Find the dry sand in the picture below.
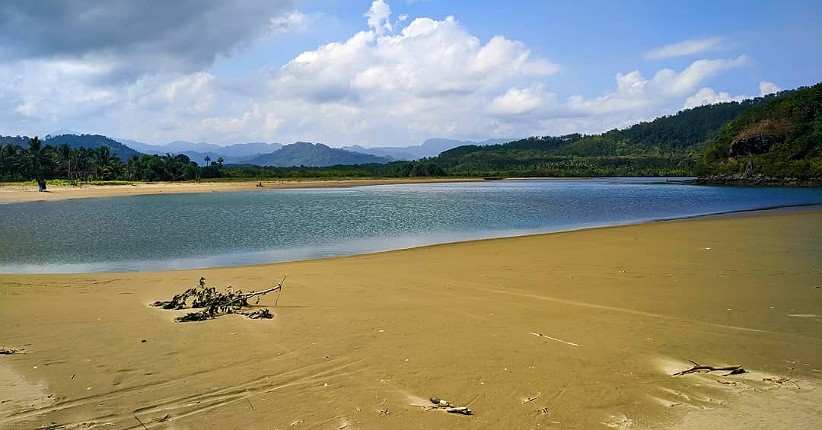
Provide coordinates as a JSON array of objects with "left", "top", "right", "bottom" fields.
[
  {"left": 0, "top": 178, "right": 476, "bottom": 204},
  {"left": 1, "top": 211, "right": 820, "bottom": 429}
]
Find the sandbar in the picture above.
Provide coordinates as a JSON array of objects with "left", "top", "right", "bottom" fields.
[
  {"left": 1, "top": 211, "right": 820, "bottom": 429},
  {"left": 0, "top": 178, "right": 477, "bottom": 204}
]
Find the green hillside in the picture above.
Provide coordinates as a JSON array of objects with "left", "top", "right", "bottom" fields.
[
  {"left": 700, "top": 83, "right": 821, "bottom": 182},
  {"left": 434, "top": 96, "right": 775, "bottom": 177}
]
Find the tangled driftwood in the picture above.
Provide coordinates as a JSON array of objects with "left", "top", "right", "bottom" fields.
[
  {"left": 152, "top": 277, "right": 285, "bottom": 322},
  {"left": 427, "top": 397, "right": 473, "bottom": 415},
  {"left": 673, "top": 360, "right": 746, "bottom": 376}
]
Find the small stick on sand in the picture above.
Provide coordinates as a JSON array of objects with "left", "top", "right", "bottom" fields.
[
  {"left": 530, "top": 332, "right": 580, "bottom": 347},
  {"left": 274, "top": 276, "right": 286, "bottom": 306},
  {"left": 133, "top": 414, "right": 148, "bottom": 430},
  {"left": 522, "top": 392, "right": 542, "bottom": 404},
  {"left": 673, "top": 360, "right": 746, "bottom": 376}
]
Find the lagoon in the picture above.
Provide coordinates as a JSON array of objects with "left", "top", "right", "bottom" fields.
[{"left": 1, "top": 178, "right": 820, "bottom": 273}]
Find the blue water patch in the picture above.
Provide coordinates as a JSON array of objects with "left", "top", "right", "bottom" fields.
[{"left": 1, "top": 178, "right": 820, "bottom": 273}]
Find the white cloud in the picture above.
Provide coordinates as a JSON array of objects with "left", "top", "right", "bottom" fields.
[
  {"left": 255, "top": 11, "right": 558, "bottom": 144},
  {"left": 365, "top": 0, "right": 393, "bottom": 36},
  {"left": 567, "top": 56, "right": 749, "bottom": 115},
  {"left": 489, "top": 85, "right": 550, "bottom": 116},
  {"left": 0, "top": 1, "right": 762, "bottom": 147},
  {"left": 4, "top": 57, "right": 119, "bottom": 120},
  {"left": 646, "top": 36, "right": 726, "bottom": 59},
  {"left": 759, "top": 80, "right": 782, "bottom": 96},
  {"left": 683, "top": 87, "right": 746, "bottom": 109}
]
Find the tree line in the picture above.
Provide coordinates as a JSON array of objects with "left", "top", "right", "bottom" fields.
[{"left": 0, "top": 137, "right": 223, "bottom": 182}]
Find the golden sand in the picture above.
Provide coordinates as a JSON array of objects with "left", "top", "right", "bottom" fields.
[
  {"left": 1, "top": 211, "right": 820, "bottom": 429},
  {"left": 0, "top": 178, "right": 477, "bottom": 204}
]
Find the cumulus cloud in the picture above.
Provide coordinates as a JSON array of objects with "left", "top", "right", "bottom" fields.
[
  {"left": 365, "top": 0, "right": 393, "bottom": 36},
  {"left": 0, "top": 1, "right": 760, "bottom": 146},
  {"left": 258, "top": 11, "right": 558, "bottom": 143},
  {"left": 567, "top": 56, "right": 748, "bottom": 115},
  {"left": 683, "top": 87, "right": 747, "bottom": 109},
  {"left": 759, "top": 80, "right": 782, "bottom": 96},
  {"left": 645, "top": 36, "right": 726, "bottom": 59},
  {"left": 490, "top": 85, "right": 551, "bottom": 116}
]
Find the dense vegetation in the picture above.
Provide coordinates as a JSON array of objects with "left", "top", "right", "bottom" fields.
[
  {"left": 700, "top": 83, "right": 821, "bottom": 180},
  {"left": 431, "top": 96, "right": 774, "bottom": 177},
  {"left": 1, "top": 84, "right": 818, "bottom": 184},
  {"left": 0, "top": 136, "right": 211, "bottom": 182}
]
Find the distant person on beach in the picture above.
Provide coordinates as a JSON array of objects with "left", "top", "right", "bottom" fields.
[{"left": 37, "top": 179, "right": 47, "bottom": 192}]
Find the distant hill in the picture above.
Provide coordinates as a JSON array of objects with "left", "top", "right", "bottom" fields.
[
  {"left": 242, "top": 142, "right": 392, "bottom": 167},
  {"left": 45, "top": 134, "right": 142, "bottom": 161},
  {"left": 0, "top": 135, "right": 30, "bottom": 147},
  {"left": 343, "top": 138, "right": 511, "bottom": 160},
  {"left": 700, "top": 83, "right": 821, "bottom": 182},
  {"left": 114, "top": 138, "right": 284, "bottom": 164}
]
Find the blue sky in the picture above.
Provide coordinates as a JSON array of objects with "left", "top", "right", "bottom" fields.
[{"left": 0, "top": 0, "right": 819, "bottom": 146}]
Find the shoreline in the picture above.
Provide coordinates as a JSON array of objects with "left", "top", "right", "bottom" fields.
[
  {"left": 1, "top": 211, "right": 820, "bottom": 429},
  {"left": 2, "top": 204, "right": 818, "bottom": 275},
  {"left": 0, "top": 178, "right": 480, "bottom": 204}
]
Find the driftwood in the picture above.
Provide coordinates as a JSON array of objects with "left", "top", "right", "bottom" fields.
[
  {"left": 153, "top": 277, "right": 285, "bottom": 322},
  {"left": 427, "top": 397, "right": 473, "bottom": 415},
  {"left": 673, "top": 360, "right": 746, "bottom": 376},
  {"left": 521, "top": 392, "right": 542, "bottom": 404}
]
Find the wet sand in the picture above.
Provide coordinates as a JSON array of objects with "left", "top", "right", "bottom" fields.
[
  {"left": 1, "top": 211, "right": 820, "bottom": 429},
  {"left": 0, "top": 178, "right": 477, "bottom": 204}
]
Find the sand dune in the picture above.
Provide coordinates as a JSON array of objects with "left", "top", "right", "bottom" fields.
[{"left": 1, "top": 211, "right": 820, "bottom": 429}]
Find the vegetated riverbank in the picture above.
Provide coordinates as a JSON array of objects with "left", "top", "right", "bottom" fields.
[
  {"left": 1, "top": 210, "right": 819, "bottom": 429},
  {"left": 689, "top": 174, "right": 822, "bottom": 187}
]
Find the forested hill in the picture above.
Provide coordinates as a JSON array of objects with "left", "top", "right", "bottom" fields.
[
  {"left": 45, "top": 134, "right": 142, "bottom": 161},
  {"left": 434, "top": 95, "right": 777, "bottom": 177},
  {"left": 699, "top": 83, "right": 820, "bottom": 183},
  {"left": 242, "top": 142, "right": 391, "bottom": 167}
]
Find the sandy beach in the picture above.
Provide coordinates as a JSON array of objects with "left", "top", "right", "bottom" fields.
[
  {"left": 0, "top": 178, "right": 477, "bottom": 204},
  {"left": 1, "top": 210, "right": 820, "bottom": 429}
]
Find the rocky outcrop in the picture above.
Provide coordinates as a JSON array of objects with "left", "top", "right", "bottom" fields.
[
  {"left": 728, "top": 133, "right": 785, "bottom": 157},
  {"left": 728, "top": 118, "right": 790, "bottom": 157}
]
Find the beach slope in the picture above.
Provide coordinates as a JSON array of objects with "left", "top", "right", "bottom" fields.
[{"left": 1, "top": 211, "right": 820, "bottom": 429}]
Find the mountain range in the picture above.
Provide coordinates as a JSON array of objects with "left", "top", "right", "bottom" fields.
[
  {"left": 103, "top": 136, "right": 512, "bottom": 167},
  {"left": 342, "top": 138, "right": 511, "bottom": 160},
  {"left": 0, "top": 133, "right": 512, "bottom": 167}
]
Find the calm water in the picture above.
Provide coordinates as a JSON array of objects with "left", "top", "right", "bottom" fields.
[{"left": 1, "top": 178, "right": 820, "bottom": 273}]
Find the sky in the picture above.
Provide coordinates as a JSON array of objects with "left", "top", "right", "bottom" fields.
[{"left": 0, "top": 0, "right": 819, "bottom": 147}]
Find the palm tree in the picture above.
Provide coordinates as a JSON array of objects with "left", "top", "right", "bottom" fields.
[
  {"left": 54, "top": 143, "right": 73, "bottom": 180},
  {"left": 126, "top": 155, "right": 139, "bottom": 181},
  {"left": 94, "top": 146, "right": 123, "bottom": 180},
  {"left": 204, "top": 155, "right": 211, "bottom": 167},
  {"left": 26, "top": 136, "right": 48, "bottom": 180}
]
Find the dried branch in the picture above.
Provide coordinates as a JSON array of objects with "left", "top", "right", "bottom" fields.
[
  {"left": 152, "top": 277, "right": 285, "bottom": 322},
  {"left": 427, "top": 397, "right": 473, "bottom": 415},
  {"left": 673, "top": 360, "right": 746, "bottom": 376}
]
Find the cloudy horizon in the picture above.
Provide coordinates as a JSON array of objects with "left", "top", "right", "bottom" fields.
[{"left": 0, "top": 0, "right": 818, "bottom": 147}]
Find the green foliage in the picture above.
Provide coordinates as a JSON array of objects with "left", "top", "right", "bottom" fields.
[
  {"left": 0, "top": 139, "right": 205, "bottom": 182},
  {"left": 429, "top": 97, "right": 772, "bottom": 177},
  {"left": 701, "top": 83, "right": 821, "bottom": 179}
]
